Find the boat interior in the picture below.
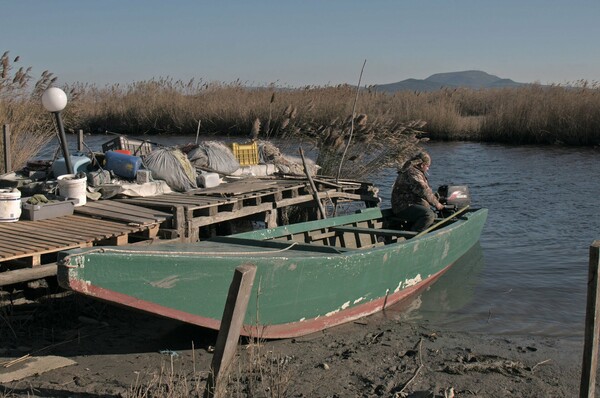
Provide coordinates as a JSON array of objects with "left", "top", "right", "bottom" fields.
[{"left": 214, "top": 208, "right": 471, "bottom": 252}]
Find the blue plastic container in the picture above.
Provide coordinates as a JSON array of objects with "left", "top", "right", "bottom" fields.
[
  {"left": 104, "top": 151, "right": 142, "bottom": 180},
  {"left": 52, "top": 155, "right": 92, "bottom": 177}
]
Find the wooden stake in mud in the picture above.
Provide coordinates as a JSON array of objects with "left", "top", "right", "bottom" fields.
[
  {"left": 205, "top": 264, "right": 257, "bottom": 398},
  {"left": 3, "top": 124, "right": 11, "bottom": 173},
  {"left": 580, "top": 240, "right": 600, "bottom": 398},
  {"left": 299, "top": 146, "right": 327, "bottom": 219},
  {"left": 77, "top": 129, "right": 84, "bottom": 152}
]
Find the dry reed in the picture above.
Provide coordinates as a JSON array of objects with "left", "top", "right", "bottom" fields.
[
  {"left": 0, "top": 52, "right": 56, "bottom": 171},
  {"left": 61, "top": 78, "right": 600, "bottom": 147},
  {"left": 4, "top": 48, "right": 600, "bottom": 176}
]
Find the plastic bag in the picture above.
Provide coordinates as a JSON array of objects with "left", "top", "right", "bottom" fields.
[{"left": 143, "top": 148, "right": 197, "bottom": 192}]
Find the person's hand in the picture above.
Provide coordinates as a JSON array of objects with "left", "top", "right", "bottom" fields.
[{"left": 436, "top": 203, "right": 445, "bottom": 211}]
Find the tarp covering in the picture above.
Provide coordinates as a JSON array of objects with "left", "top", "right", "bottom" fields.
[
  {"left": 188, "top": 141, "right": 240, "bottom": 175},
  {"left": 143, "top": 148, "right": 197, "bottom": 192}
]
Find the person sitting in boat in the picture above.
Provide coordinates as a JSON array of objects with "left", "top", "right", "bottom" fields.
[{"left": 391, "top": 151, "right": 444, "bottom": 232}]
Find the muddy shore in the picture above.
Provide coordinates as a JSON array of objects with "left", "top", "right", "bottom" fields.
[{"left": 0, "top": 289, "right": 586, "bottom": 397}]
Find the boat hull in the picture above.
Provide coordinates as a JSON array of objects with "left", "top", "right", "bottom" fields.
[{"left": 58, "top": 208, "right": 487, "bottom": 338}]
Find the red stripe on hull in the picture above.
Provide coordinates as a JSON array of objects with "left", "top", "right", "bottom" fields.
[{"left": 67, "top": 264, "right": 452, "bottom": 339}]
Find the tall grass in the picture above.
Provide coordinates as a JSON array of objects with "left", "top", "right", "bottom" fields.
[
  {"left": 0, "top": 52, "right": 57, "bottom": 171},
  {"left": 3, "top": 48, "right": 600, "bottom": 176},
  {"left": 64, "top": 79, "right": 600, "bottom": 147}
]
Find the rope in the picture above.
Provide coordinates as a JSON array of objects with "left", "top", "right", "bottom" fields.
[{"left": 61, "top": 242, "right": 300, "bottom": 267}]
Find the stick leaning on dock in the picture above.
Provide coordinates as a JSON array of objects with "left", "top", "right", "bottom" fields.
[{"left": 299, "top": 146, "right": 327, "bottom": 219}]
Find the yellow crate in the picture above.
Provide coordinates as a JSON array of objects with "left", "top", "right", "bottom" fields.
[{"left": 232, "top": 142, "right": 259, "bottom": 166}]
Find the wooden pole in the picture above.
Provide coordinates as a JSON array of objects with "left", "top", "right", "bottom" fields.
[
  {"left": 3, "top": 124, "right": 11, "bottom": 173},
  {"left": 204, "top": 264, "right": 257, "bottom": 398},
  {"left": 299, "top": 147, "right": 327, "bottom": 219},
  {"left": 0, "top": 263, "right": 57, "bottom": 286},
  {"left": 78, "top": 129, "right": 84, "bottom": 152},
  {"left": 336, "top": 59, "right": 366, "bottom": 183},
  {"left": 265, "top": 210, "right": 278, "bottom": 229},
  {"left": 415, "top": 205, "right": 470, "bottom": 238},
  {"left": 580, "top": 240, "right": 600, "bottom": 398}
]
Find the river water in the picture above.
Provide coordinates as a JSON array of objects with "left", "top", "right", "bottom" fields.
[{"left": 40, "top": 135, "right": 600, "bottom": 340}]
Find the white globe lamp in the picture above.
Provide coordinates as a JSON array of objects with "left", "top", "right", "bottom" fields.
[
  {"left": 41, "top": 87, "right": 68, "bottom": 113},
  {"left": 42, "top": 87, "right": 73, "bottom": 174}
]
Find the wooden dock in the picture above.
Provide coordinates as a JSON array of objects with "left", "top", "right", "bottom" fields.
[
  {"left": 118, "top": 176, "right": 379, "bottom": 242},
  {"left": 0, "top": 176, "right": 378, "bottom": 286},
  {"left": 0, "top": 201, "right": 172, "bottom": 286}
]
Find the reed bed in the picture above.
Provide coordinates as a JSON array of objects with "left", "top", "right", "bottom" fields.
[
  {"left": 64, "top": 78, "right": 600, "bottom": 147},
  {"left": 3, "top": 50, "right": 600, "bottom": 171},
  {"left": 0, "top": 52, "right": 57, "bottom": 171}
]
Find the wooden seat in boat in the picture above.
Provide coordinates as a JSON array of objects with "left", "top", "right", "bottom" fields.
[
  {"left": 210, "top": 236, "right": 352, "bottom": 253},
  {"left": 330, "top": 226, "right": 417, "bottom": 239}
]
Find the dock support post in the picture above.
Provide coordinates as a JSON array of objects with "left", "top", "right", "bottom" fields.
[
  {"left": 3, "top": 124, "right": 11, "bottom": 173},
  {"left": 77, "top": 129, "right": 84, "bottom": 152},
  {"left": 204, "top": 264, "right": 257, "bottom": 398},
  {"left": 265, "top": 209, "right": 278, "bottom": 228},
  {"left": 580, "top": 240, "right": 600, "bottom": 398}
]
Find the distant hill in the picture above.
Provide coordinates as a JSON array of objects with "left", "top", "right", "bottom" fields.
[{"left": 373, "top": 70, "right": 525, "bottom": 92}]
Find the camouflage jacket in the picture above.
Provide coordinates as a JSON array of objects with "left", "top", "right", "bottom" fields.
[{"left": 391, "top": 165, "right": 442, "bottom": 213}]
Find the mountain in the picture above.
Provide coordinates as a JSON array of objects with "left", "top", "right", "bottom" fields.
[{"left": 373, "top": 70, "right": 525, "bottom": 93}]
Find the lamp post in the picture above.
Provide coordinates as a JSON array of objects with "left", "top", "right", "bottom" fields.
[{"left": 42, "top": 87, "right": 73, "bottom": 175}]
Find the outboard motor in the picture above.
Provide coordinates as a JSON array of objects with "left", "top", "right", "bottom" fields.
[{"left": 437, "top": 185, "right": 471, "bottom": 209}]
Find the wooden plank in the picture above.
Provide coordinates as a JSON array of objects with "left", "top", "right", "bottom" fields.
[
  {"left": 74, "top": 206, "right": 155, "bottom": 225},
  {"left": 330, "top": 226, "right": 417, "bottom": 238},
  {"left": 205, "top": 265, "right": 257, "bottom": 398},
  {"left": 116, "top": 198, "right": 174, "bottom": 208},
  {"left": 211, "top": 236, "right": 350, "bottom": 253},
  {"left": 580, "top": 240, "right": 600, "bottom": 398},
  {"left": 0, "top": 242, "right": 90, "bottom": 264},
  {"left": 40, "top": 219, "right": 124, "bottom": 238},
  {"left": 192, "top": 203, "right": 275, "bottom": 228},
  {"left": 308, "top": 230, "right": 337, "bottom": 242},
  {"left": 122, "top": 196, "right": 237, "bottom": 211},
  {"left": 84, "top": 200, "right": 171, "bottom": 219},
  {"left": 0, "top": 233, "right": 62, "bottom": 251},
  {"left": 77, "top": 202, "right": 161, "bottom": 220},
  {"left": 200, "top": 181, "right": 280, "bottom": 196},
  {"left": 0, "top": 242, "right": 29, "bottom": 256},
  {"left": 0, "top": 222, "right": 88, "bottom": 245},
  {"left": 52, "top": 214, "right": 145, "bottom": 232}
]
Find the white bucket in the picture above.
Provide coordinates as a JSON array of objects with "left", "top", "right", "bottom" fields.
[
  {"left": 57, "top": 174, "right": 87, "bottom": 207},
  {"left": 0, "top": 188, "right": 22, "bottom": 222}
]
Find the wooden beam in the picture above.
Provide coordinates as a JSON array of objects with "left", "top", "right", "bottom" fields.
[
  {"left": 330, "top": 226, "right": 417, "bottom": 238},
  {"left": 265, "top": 210, "right": 278, "bottom": 229},
  {"left": 77, "top": 129, "right": 84, "bottom": 152},
  {"left": 0, "top": 263, "right": 57, "bottom": 286},
  {"left": 105, "top": 234, "right": 129, "bottom": 246},
  {"left": 204, "top": 264, "right": 257, "bottom": 398},
  {"left": 299, "top": 147, "right": 326, "bottom": 219},
  {"left": 580, "top": 240, "right": 600, "bottom": 398},
  {"left": 3, "top": 124, "right": 11, "bottom": 173}
]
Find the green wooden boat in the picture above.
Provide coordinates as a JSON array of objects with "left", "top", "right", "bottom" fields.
[{"left": 57, "top": 206, "right": 487, "bottom": 338}]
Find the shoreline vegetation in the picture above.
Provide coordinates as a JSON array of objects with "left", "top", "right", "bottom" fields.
[{"left": 2, "top": 52, "right": 600, "bottom": 172}]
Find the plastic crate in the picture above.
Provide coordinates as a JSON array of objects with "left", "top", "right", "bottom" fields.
[
  {"left": 232, "top": 142, "right": 259, "bottom": 166},
  {"left": 102, "top": 136, "right": 153, "bottom": 156},
  {"left": 21, "top": 196, "right": 75, "bottom": 221}
]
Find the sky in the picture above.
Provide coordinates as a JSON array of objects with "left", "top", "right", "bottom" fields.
[{"left": 2, "top": 0, "right": 600, "bottom": 88}]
